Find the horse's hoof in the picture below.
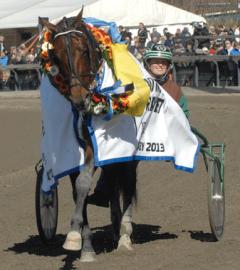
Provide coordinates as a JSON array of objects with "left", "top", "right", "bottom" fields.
[
  {"left": 63, "top": 231, "right": 82, "bottom": 251},
  {"left": 80, "top": 252, "right": 96, "bottom": 262},
  {"left": 117, "top": 234, "right": 133, "bottom": 251}
]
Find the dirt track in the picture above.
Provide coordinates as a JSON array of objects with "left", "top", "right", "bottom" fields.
[{"left": 0, "top": 90, "right": 240, "bottom": 270}]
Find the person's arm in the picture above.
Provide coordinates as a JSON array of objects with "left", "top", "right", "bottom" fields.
[{"left": 179, "top": 94, "right": 190, "bottom": 118}]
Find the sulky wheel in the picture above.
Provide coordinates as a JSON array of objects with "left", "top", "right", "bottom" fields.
[
  {"left": 207, "top": 157, "right": 225, "bottom": 241},
  {"left": 35, "top": 161, "right": 58, "bottom": 244}
]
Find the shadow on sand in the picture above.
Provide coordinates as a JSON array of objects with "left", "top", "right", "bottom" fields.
[
  {"left": 188, "top": 230, "right": 216, "bottom": 242},
  {"left": 5, "top": 223, "right": 178, "bottom": 269}
]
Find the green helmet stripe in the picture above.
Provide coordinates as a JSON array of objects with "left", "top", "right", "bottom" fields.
[{"left": 143, "top": 50, "right": 172, "bottom": 61}]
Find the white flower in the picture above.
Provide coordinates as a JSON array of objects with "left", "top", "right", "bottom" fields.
[{"left": 41, "top": 41, "right": 53, "bottom": 52}]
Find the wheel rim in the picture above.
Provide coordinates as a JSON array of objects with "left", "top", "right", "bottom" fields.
[{"left": 209, "top": 158, "right": 224, "bottom": 239}]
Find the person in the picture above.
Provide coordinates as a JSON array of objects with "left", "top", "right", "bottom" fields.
[
  {"left": 137, "top": 22, "right": 148, "bottom": 48},
  {"left": 0, "top": 35, "right": 5, "bottom": 53},
  {"left": 150, "top": 27, "right": 161, "bottom": 42},
  {"left": 0, "top": 50, "right": 9, "bottom": 67},
  {"left": 129, "top": 37, "right": 144, "bottom": 62},
  {"left": 118, "top": 25, "right": 132, "bottom": 42},
  {"left": 146, "top": 36, "right": 159, "bottom": 49},
  {"left": 142, "top": 44, "right": 189, "bottom": 117},
  {"left": 224, "top": 39, "right": 240, "bottom": 56},
  {"left": 88, "top": 44, "right": 189, "bottom": 208},
  {"left": 234, "top": 24, "right": 240, "bottom": 42}
]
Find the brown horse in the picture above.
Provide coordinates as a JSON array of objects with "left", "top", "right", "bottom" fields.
[{"left": 39, "top": 10, "right": 137, "bottom": 262}]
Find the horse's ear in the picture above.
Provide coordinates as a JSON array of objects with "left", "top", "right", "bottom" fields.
[
  {"left": 38, "top": 17, "right": 56, "bottom": 32},
  {"left": 73, "top": 7, "right": 84, "bottom": 26}
]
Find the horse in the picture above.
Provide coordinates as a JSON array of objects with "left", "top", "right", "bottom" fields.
[{"left": 38, "top": 10, "right": 137, "bottom": 262}]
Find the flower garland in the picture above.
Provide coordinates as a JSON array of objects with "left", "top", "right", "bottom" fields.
[
  {"left": 38, "top": 29, "right": 69, "bottom": 94},
  {"left": 86, "top": 24, "right": 113, "bottom": 70},
  {"left": 86, "top": 24, "right": 130, "bottom": 116}
]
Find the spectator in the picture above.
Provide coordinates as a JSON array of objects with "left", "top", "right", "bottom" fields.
[
  {"left": 180, "top": 27, "right": 191, "bottom": 46},
  {"left": 224, "top": 39, "right": 235, "bottom": 55},
  {"left": 9, "top": 46, "right": 18, "bottom": 64},
  {"left": 150, "top": 27, "right": 161, "bottom": 42},
  {"left": 173, "top": 40, "right": 185, "bottom": 55},
  {"left": 173, "top": 29, "right": 182, "bottom": 46},
  {"left": 26, "top": 47, "right": 36, "bottom": 63},
  {"left": 185, "top": 41, "right": 194, "bottom": 55},
  {"left": 209, "top": 25, "right": 216, "bottom": 36},
  {"left": 159, "top": 36, "right": 166, "bottom": 45},
  {"left": 209, "top": 40, "right": 217, "bottom": 55},
  {"left": 233, "top": 41, "right": 240, "bottom": 53},
  {"left": 137, "top": 22, "right": 148, "bottom": 48},
  {"left": 163, "top": 27, "right": 169, "bottom": 36},
  {"left": 216, "top": 41, "right": 225, "bottom": 55},
  {"left": 234, "top": 25, "right": 240, "bottom": 42},
  {"left": 129, "top": 38, "right": 143, "bottom": 62},
  {"left": 118, "top": 25, "right": 132, "bottom": 42},
  {"left": 164, "top": 32, "right": 174, "bottom": 50},
  {"left": 192, "top": 22, "right": 210, "bottom": 50},
  {"left": 146, "top": 36, "right": 159, "bottom": 49},
  {"left": 0, "top": 35, "right": 5, "bottom": 53},
  {"left": 0, "top": 51, "right": 8, "bottom": 67}
]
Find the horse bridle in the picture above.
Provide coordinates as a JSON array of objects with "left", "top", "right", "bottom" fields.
[{"left": 51, "top": 17, "right": 102, "bottom": 94}]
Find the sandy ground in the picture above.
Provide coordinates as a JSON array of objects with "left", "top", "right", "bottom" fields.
[{"left": 0, "top": 89, "right": 240, "bottom": 270}]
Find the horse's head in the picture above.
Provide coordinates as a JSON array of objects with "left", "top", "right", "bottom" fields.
[{"left": 39, "top": 9, "right": 102, "bottom": 110}]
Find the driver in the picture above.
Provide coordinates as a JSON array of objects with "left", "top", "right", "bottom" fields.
[{"left": 143, "top": 44, "right": 189, "bottom": 117}]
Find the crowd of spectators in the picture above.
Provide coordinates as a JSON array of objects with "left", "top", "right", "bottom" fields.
[
  {"left": 0, "top": 35, "right": 38, "bottom": 67},
  {"left": 118, "top": 22, "right": 240, "bottom": 62},
  {"left": 118, "top": 22, "right": 240, "bottom": 86},
  {"left": 0, "top": 21, "right": 240, "bottom": 90},
  {"left": 0, "top": 35, "right": 39, "bottom": 90}
]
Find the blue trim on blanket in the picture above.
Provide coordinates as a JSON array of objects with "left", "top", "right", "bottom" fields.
[
  {"left": 134, "top": 143, "right": 200, "bottom": 173},
  {"left": 91, "top": 141, "right": 200, "bottom": 173},
  {"left": 54, "top": 164, "right": 85, "bottom": 180},
  {"left": 41, "top": 165, "right": 85, "bottom": 194}
]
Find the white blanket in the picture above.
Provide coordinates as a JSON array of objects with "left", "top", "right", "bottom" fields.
[
  {"left": 90, "top": 78, "right": 199, "bottom": 172},
  {"left": 40, "top": 63, "right": 199, "bottom": 192}
]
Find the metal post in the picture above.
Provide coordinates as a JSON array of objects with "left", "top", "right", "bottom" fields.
[
  {"left": 194, "top": 64, "right": 199, "bottom": 87},
  {"left": 214, "top": 61, "right": 220, "bottom": 87}
]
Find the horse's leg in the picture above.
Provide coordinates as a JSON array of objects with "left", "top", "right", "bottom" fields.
[
  {"left": 68, "top": 172, "right": 96, "bottom": 262},
  {"left": 69, "top": 172, "right": 78, "bottom": 203},
  {"left": 63, "top": 159, "right": 94, "bottom": 251},
  {"left": 110, "top": 179, "right": 122, "bottom": 245},
  {"left": 80, "top": 202, "right": 96, "bottom": 262},
  {"left": 118, "top": 161, "right": 138, "bottom": 251}
]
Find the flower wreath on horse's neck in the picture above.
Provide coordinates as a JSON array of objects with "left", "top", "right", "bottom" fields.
[{"left": 38, "top": 24, "right": 115, "bottom": 90}]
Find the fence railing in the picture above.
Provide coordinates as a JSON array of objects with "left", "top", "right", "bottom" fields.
[
  {"left": 172, "top": 55, "right": 240, "bottom": 87},
  {"left": 0, "top": 55, "right": 240, "bottom": 90}
]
